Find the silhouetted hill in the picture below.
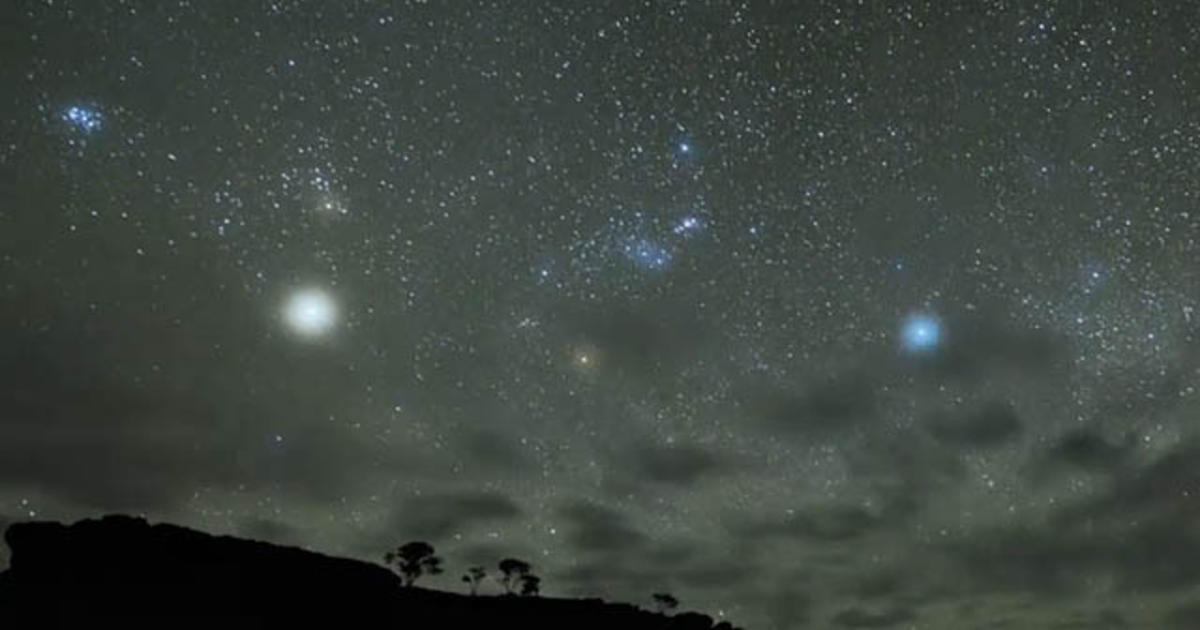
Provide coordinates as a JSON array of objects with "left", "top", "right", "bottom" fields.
[{"left": 0, "top": 515, "right": 742, "bottom": 629}]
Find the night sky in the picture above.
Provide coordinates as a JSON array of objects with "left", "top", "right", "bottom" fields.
[{"left": 3, "top": 1, "right": 1200, "bottom": 628}]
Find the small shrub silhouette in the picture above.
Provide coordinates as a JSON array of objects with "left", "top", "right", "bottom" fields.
[
  {"left": 519, "top": 574, "right": 541, "bottom": 597},
  {"left": 498, "top": 557, "right": 532, "bottom": 595},
  {"left": 652, "top": 592, "right": 679, "bottom": 613},
  {"left": 383, "top": 541, "right": 443, "bottom": 587},
  {"left": 462, "top": 565, "right": 487, "bottom": 595}
]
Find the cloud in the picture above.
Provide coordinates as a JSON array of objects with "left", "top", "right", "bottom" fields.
[
  {"left": 749, "top": 370, "right": 878, "bottom": 436},
  {"left": 236, "top": 517, "right": 301, "bottom": 546},
  {"left": 1030, "top": 428, "right": 1138, "bottom": 480},
  {"left": 553, "top": 301, "right": 708, "bottom": 377},
  {"left": 1163, "top": 601, "right": 1200, "bottom": 629},
  {"left": 0, "top": 362, "right": 227, "bottom": 510},
  {"left": 630, "top": 443, "right": 733, "bottom": 486},
  {"left": 916, "top": 315, "right": 1071, "bottom": 383},
  {"left": 926, "top": 400, "right": 1023, "bottom": 447},
  {"left": 452, "top": 542, "right": 514, "bottom": 568},
  {"left": 557, "top": 500, "right": 646, "bottom": 553},
  {"left": 0, "top": 316, "right": 395, "bottom": 513},
  {"left": 674, "top": 556, "right": 758, "bottom": 590},
  {"left": 845, "top": 571, "right": 904, "bottom": 600},
  {"left": 937, "top": 526, "right": 1105, "bottom": 596},
  {"left": 733, "top": 504, "right": 884, "bottom": 543},
  {"left": 831, "top": 606, "right": 916, "bottom": 628},
  {"left": 1050, "top": 609, "right": 1129, "bottom": 629},
  {"left": 453, "top": 427, "right": 535, "bottom": 475},
  {"left": 553, "top": 560, "right": 660, "bottom": 598},
  {"left": 1089, "top": 333, "right": 1200, "bottom": 427},
  {"left": 740, "top": 586, "right": 811, "bottom": 629},
  {"left": 938, "top": 439, "right": 1200, "bottom": 597},
  {"left": 1054, "top": 438, "right": 1200, "bottom": 528},
  {"left": 390, "top": 491, "right": 522, "bottom": 540},
  {"left": 639, "top": 539, "right": 700, "bottom": 566},
  {"left": 843, "top": 435, "right": 966, "bottom": 519}
]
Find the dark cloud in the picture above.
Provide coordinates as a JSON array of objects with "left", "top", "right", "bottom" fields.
[
  {"left": 1163, "top": 601, "right": 1200, "bottom": 629},
  {"left": 552, "top": 542, "right": 757, "bottom": 607},
  {"left": 640, "top": 540, "right": 700, "bottom": 566},
  {"left": 730, "top": 503, "right": 883, "bottom": 544},
  {"left": 912, "top": 314, "right": 1072, "bottom": 383},
  {"left": 1054, "top": 439, "right": 1200, "bottom": 527},
  {"left": 926, "top": 400, "right": 1023, "bottom": 447},
  {"left": 452, "top": 542, "right": 514, "bottom": 568},
  {"left": 843, "top": 435, "right": 966, "bottom": 520},
  {"left": 1030, "top": 429, "right": 1137, "bottom": 480},
  {"left": 728, "top": 436, "right": 962, "bottom": 554},
  {"left": 1050, "top": 430, "right": 1137, "bottom": 470},
  {"left": 453, "top": 427, "right": 534, "bottom": 474},
  {"left": 1089, "top": 334, "right": 1200, "bottom": 427},
  {"left": 750, "top": 370, "right": 878, "bottom": 436},
  {"left": 236, "top": 517, "right": 301, "bottom": 546},
  {"left": 0, "top": 355, "right": 227, "bottom": 510},
  {"left": 756, "top": 587, "right": 812, "bottom": 629},
  {"left": 391, "top": 491, "right": 522, "bottom": 540},
  {"left": 555, "top": 301, "right": 708, "bottom": 377},
  {"left": 846, "top": 571, "right": 904, "bottom": 600},
  {"left": 557, "top": 501, "right": 646, "bottom": 554},
  {"left": 1050, "top": 609, "right": 1128, "bottom": 629},
  {"left": 938, "top": 440, "right": 1200, "bottom": 598},
  {"left": 630, "top": 443, "right": 733, "bottom": 486},
  {"left": 674, "top": 557, "right": 758, "bottom": 590},
  {"left": 937, "top": 526, "right": 1105, "bottom": 596},
  {"left": 553, "top": 561, "right": 661, "bottom": 599},
  {"left": 0, "top": 321, "right": 395, "bottom": 512},
  {"left": 831, "top": 606, "right": 916, "bottom": 628}
]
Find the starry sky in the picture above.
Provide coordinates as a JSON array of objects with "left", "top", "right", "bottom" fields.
[{"left": 2, "top": 1, "right": 1200, "bottom": 628}]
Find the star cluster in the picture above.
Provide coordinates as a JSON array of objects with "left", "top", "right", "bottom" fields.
[{"left": 2, "top": 2, "right": 1200, "bottom": 629}]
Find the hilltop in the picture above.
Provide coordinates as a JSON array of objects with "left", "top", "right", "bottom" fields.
[{"left": 0, "top": 515, "right": 741, "bottom": 629}]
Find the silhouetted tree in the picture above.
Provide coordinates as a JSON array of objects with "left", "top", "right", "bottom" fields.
[
  {"left": 384, "top": 541, "right": 443, "bottom": 587},
  {"left": 519, "top": 574, "right": 541, "bottom": 597},
  {"left": 461, "top": 565, "right": 487, "bottom": 595},
  {"left": 652, "top": 592, "right": 679, "bottom": 613},
  {"left": 497, "top": 557, "right": 531, "bottom": 594}
]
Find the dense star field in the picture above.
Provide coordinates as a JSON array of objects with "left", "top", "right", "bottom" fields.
[{"left": 2, "top": 1, "right": 1200, "bottom": 628}]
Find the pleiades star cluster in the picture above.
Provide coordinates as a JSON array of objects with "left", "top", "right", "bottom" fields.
[{"left": 2, "top": 2, "right": 1199, "bottom": 628}]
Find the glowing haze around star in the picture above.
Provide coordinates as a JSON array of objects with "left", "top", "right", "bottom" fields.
[
  {"left": 901, "top": 313, "right": 941, "bottom": 353},
  {"left": 283, "top": 288, "right": 339, "bottom": 338}
]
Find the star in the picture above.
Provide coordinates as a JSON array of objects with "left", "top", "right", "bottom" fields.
[
  {"left": 672, "top": 216, "right": 701, "bottom": 235},
  {"left": 622, "top": 238, "right": 673, "bottom": 270},
  {"left": 283, "top": 288, "right": 339, "bottom": 338},
  {"left": 62, "top": 105, "right": 102, "bottom": 132},
  {"left": 900, "top": 313, "right": 942, "bottom": 352}
]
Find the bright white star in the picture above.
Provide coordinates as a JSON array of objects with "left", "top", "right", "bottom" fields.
[
  {"left": 901, "top": 313, "right": 941, "bottom": 352},
  {"left": 283, "top": 288, "right": 339, "bottom": 338},
  {"left": 63, "top": 105, "right": 102, "bottom": 132}
]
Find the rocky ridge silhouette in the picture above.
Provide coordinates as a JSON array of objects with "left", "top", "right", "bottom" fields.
[{"left": 0, "top": 515, "right": 742, "bottom": 629}]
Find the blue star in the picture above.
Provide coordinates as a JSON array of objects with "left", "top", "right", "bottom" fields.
[
  {"left": 622, "top": 238, "right": 673, "bottom": 270},
  {"left": 901, "top": 313, "right": 941, "bottom": 352},
  {"left": 670, "top": 132, "right": 698, "bottom": 164},
  {"left": 1081, "top": 262, "right": 1107, "bottom": 293},
  {"left": 673, "top": 216, "right": 701, "bottom": 235},
  {"left": 63, "top": 105, "right": 103, "bottom": 132}
]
